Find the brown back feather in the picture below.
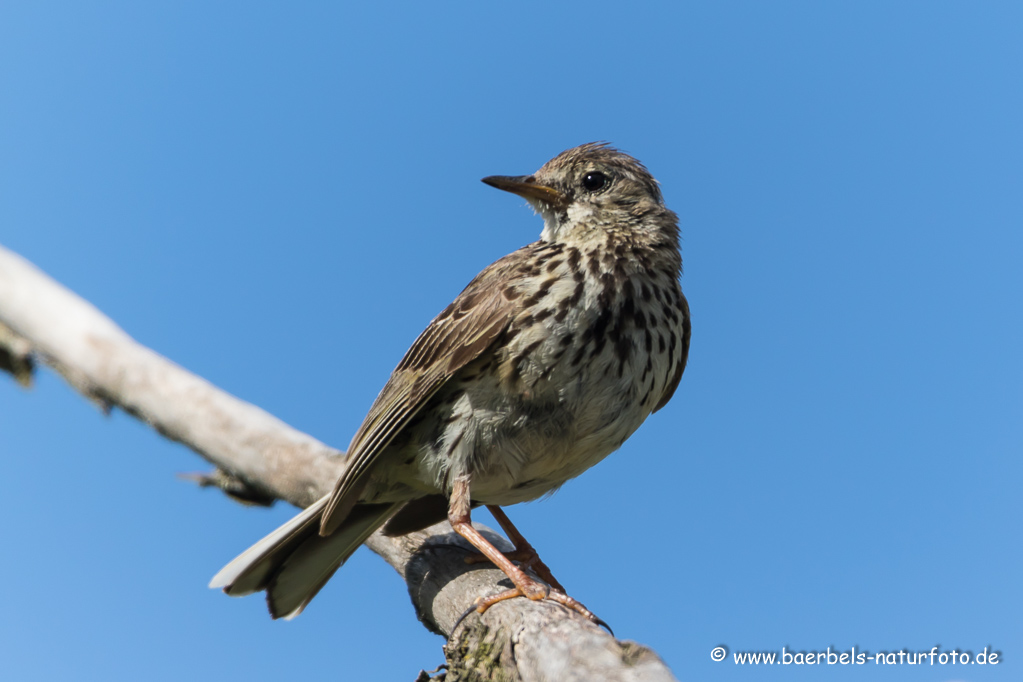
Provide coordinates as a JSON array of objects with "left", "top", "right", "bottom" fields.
[{"left": 319, "top": 247, "right": 533, "bottom": 535}]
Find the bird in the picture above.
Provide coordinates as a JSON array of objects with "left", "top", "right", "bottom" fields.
[{"left": 210, "top": 142, "right": 691, "bottom": 622}]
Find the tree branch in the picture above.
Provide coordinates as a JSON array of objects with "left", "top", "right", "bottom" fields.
[{"left": 0, "top": 244, "right": 677, "bottom": 682}]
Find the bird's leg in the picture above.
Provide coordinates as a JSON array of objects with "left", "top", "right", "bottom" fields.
[
  {"left": 447, "top": 476, "right": 600, "bottom": 624},
  {"left": 448, "top": 477, "right": 548, "bottom": 602},
  {"left": 460, "top": 505, "right": 567, "bottom": 593}
]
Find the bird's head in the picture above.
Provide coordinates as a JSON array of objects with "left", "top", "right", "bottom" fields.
[{"left": 482, "top": 142, "right": 674, "bottom": 245}]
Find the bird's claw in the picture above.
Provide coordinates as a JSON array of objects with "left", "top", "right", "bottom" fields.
[{"left": 450, "top": 582, "right": 611, "bottom": 636}]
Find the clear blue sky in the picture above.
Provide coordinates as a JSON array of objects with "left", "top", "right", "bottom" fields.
[{"left": 2, "top": 2, "right": 1020, "bottom": 680}]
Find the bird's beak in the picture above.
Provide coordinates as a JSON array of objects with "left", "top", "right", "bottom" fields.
[{"left": 482, "top": 175, "right": 566, "bottom": 207}]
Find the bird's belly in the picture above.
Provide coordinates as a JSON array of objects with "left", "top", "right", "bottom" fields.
[{"left": 405, "top": 345, "right": 658, "bottom": 505}]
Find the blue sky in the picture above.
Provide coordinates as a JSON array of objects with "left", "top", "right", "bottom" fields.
[{"left": 1, "top": 2, "right": 1020, "bottom": 680}]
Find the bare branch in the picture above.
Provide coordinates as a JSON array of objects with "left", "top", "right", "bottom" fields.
[{"left": 0, "top": 244, "right": 677, "bottom": 682}]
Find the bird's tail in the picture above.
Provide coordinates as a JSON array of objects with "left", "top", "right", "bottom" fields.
[{"left": 210, "top": 495, "right": 399, "bottom": 619}]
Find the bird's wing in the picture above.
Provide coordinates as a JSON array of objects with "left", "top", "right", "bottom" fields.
[
  {"left": 654, "top": 288, "right": 691, "bottom": 412},
  {"left": 319, "top": 246, "right": 534, "bottom": 534}
]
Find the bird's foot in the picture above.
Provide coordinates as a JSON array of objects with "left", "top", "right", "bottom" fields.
[
  {"left": 462, "top": 546, "right": 567, "bottom": 593},
  {"left": 452, "top": 581, "right": 611, "bottom": 635}
]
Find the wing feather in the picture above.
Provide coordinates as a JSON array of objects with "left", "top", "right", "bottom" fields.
[{"left": 319, "top": 247, "right": 533, "bottom": 534}]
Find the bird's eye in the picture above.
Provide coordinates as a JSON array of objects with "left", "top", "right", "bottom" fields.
[{"left": 582, "top": 171, "right": 609, "bottom": 192}]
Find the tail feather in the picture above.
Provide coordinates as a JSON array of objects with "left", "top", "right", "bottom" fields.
[
  {"left": 210, "top": 495, "right": 399, "bottom": 619},
  {"left": 268, "top": 502, "right": 400, "bottom": 619},
  {"left": 210, "top": 496, "right": 328, "bottom": 596}
]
